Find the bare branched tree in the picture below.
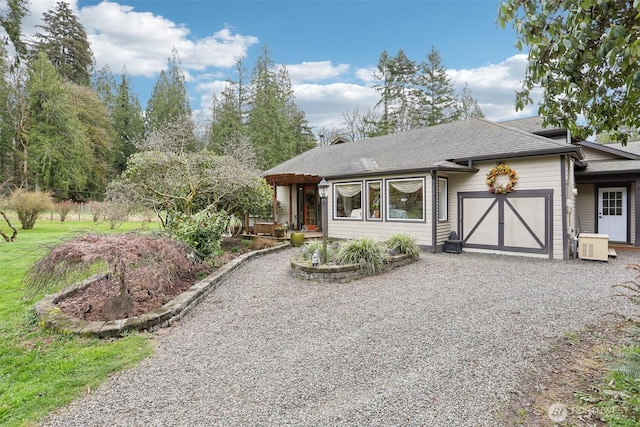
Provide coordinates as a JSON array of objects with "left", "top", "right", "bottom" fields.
[
  {"left": 342, "top": 106, "right": 381, "bottom": 141},
  {"left": 0, "top": 180, "right": 18, "bottom": 241}
]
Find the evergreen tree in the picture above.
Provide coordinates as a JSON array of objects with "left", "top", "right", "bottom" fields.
[
  {"left": 145, "top": 48, "right": 195, "bottom": 149},
  {"left": 112, "top": 69, "right": 144, "bottom": 173},
  {"left": 0, "top": 44, "right": 13, "bottom": 184},
  {"left": 417, "top": 46, "right": 460, "bottom": 126},
  {"left": 0, "top": 0, "right": 29, "bottom": 65},
  {"left": 68, "top": 83, "right": 115, "bottom": 198},
  {"left": 25, "top": 52, "right": 91, "bottom": 197},
  {"left": 247, "top": 46, "right": 314, "bottom": 170},
  {"left": 209, "top": 59, "right": 249, "bottom": 154},
  {"left": 373, "top": 49, "right": 421, "bottom": 134},
  {"left": 32, "top": 1, "right": 94, "bottom": 86},
  {"left": 458, "top": 82, "right": 484, "bottom": 120}
]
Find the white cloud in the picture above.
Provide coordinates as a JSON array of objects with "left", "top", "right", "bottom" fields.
[
  {"left": 79, "top": 2, "right": 258, "bottom": 77},
  {"left": 448, "top": 54, "right": 542, "bottom": 121},
  {"left": 355, "top": 67, "right": 377, "bottom": 84},
  {"left": 286, "top": 61, "right": 350, "bottom": 83},
  {"left": 293, "top": 83, "right": 378, "bottom": 130},
  {"left": 20, "top": 1, "right": 539, "bottom": 133}
]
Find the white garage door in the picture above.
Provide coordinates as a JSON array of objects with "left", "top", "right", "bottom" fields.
[{"left": 459, "top": 190, "right": 553, "bottom": 256}]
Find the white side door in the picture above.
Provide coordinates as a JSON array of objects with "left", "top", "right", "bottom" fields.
[{"left": 598, "top": 187, "right": 627, "bottom": 242}]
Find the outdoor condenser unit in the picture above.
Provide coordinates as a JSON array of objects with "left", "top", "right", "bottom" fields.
[{"left": 578, "top": 233, "right": 609, "bottom": 261}]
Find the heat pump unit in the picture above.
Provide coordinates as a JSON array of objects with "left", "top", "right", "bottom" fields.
[{"left": 578, "top": 233, "right": 609, "bottom": 261}]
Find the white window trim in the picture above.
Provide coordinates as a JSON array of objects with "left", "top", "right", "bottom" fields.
[
  {"left": 438, "top": 177, "right": 448, "bottom": 222},
  {"left": 333, "top": 181, "right": 363, "bottom": 220},
  {"left": 366, "top": 180, "right": 383, "bottom": 221},
  {"left": 385, "top": 177, "right": 425, "bottom": 222}
]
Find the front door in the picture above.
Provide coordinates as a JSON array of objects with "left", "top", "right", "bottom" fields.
[
  {"left": 302, "top": 185, "right": 317, "bottom": 231},
  {"left": 598, "top": 187, "right": 627, "bottom": 242}
]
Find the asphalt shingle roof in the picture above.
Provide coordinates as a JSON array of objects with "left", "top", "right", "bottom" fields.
[{"left": 263, "top": 118, "right": 581, "bottom": 180}]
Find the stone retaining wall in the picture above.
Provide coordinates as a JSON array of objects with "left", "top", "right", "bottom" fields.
[
  {"left": 290, "top": 253, "right": 418, "bottom": 283},
  {"left": 34, "top": 243, "right": 290, "bottom": 338}
]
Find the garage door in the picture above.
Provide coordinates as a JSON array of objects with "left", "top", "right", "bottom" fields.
[{"left": 458, "top": 190, "right": 553, "bottom": 255}]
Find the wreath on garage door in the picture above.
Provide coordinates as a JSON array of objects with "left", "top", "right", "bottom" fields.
[{"left": 486, "top": 163, "right": 518, "bottom": 194}]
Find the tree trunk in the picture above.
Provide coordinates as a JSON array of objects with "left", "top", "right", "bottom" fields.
[{"left": 0, "top": 210, "right": 18, "bottom": 241}]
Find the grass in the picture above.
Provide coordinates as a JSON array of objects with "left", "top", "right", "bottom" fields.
[{"left": 0, "top": 214, "right": 158, "bottom": 426}]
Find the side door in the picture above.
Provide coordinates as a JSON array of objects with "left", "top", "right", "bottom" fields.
[{"left": 597, "top": 187, "right": 627, "bottom": 242}]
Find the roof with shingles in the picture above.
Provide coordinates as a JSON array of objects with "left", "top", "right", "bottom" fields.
[
  {"left": 499, "top": 116, "right": 564, "bottom": 134},
  {"left": 576, "top": 159, "right": 640, "bottom": 175},
  {"left": 603, "top": 140, "right": 640, "bottom": 156},
  {"left": 263, "top": 118, "right": 582, "bottom": 181}
]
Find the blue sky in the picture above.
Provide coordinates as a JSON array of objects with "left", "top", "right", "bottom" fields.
[{"left": 20, "top": 0, "right": 540, "bottom": 135}]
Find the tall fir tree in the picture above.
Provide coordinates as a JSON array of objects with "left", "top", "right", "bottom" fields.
[
  {"left": 0, "top": 0, "right": 29, "bottom": 66},
  {"left": 112, "top": 69, "right": 144, "bottom": 173},
  {"left": 68, "top": 83, "right": 115, "bottom": 198},
  {"left": 0, "top": 44, "right": 13, "bottom": 184},
  {"left": 247, "top": 46, "right": 314, "bottom": 170},
  {"left": 32, "top": 1, "right": 94, "bottom": 86},
  {"left": 373, "top": 49, "right": 423, "bottom": 134},
  {"left": 209, "top": 58, "right": 248, "bottom": 154},
  {"left": 145, "top": 48, "right": 195, "bottom": 149},
  {"left": 458, "top": 82, "right": 484, "bottom": 120},
  {"left": 25, "top": 52, "right": 91, "bottom": 197},
  {"left": 417, "top": 46, "right": 460, "bottom": 126}
]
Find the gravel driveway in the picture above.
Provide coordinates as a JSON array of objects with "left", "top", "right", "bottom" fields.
[{"left": 41, "top": 248, "right": 638, "bottom": 426}]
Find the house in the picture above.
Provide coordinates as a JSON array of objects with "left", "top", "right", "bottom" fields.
[{"left": 262, "top": 117, "right": 640, "bottom": 260}]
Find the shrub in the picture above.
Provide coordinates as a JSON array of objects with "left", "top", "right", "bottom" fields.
[
  {"left": 8, "top": 189, "right": 52, "bottom": 229},
  {"left": 24, "top": 232, "right": 203, "bottom": 320},
  {"left": 165, "top": 210, "right": 227, "bottom": 258},
  {"left": 334, "top": 237, "right": 388, "bottom": 274},
  {"left": 104, "top": 201, "right": 131, "bottom": 229},
  {"left": 300, "top": 240, "right": 335, "bottom": 262},
  {"left": 248, "top": 237, "right": 279, "bottom": 250},
  {"left": 56, "top": 200, "right": 75, "bottom": 222},
  {"left": 89, "top": 201, "right": 105, "bottom": 222},
  {"left": 385, "top": 233, "right": 420, "bottom": 257}
]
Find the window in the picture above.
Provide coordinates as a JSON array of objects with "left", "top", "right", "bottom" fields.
[
  {"left": 334, "top": 182, "right": 362, "bottom": 219},
  {"left": 366, "top": 181, "right": 382, "bottom": 220},
  {"left": 438, "top": 177, "right": 448, "bottom": 221},
  {"left": 386, "top": 178, "right": 424, "bottom": 221}
]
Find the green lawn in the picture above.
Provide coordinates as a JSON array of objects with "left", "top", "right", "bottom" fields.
[{"left": 0, "top": 216, "right": 159, "bottom": 426}]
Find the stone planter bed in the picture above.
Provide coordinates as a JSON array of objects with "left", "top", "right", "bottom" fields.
[
  {"left": 290, "top": 253, "right": 418, "bottom": 283},
  {"left": 34, "top": 243, "right": 289, "bottom": 338}
]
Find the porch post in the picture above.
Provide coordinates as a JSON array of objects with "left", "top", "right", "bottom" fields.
[{"left": 272, "top": 181, "right": 278, "bottom": 223}]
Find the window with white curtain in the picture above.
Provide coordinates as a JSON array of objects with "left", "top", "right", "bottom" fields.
[
  {"left": 438, "top": 177, "right": 448, "bottom": 221},
  {"left": 334, "top": 182, "right": 362, "bottom": 219},
  {"left": 367, "top": 181, "right": 382, "bottom": 220},
  {"left": 386, "top": 178, "right": 424, "bottom": 220}
]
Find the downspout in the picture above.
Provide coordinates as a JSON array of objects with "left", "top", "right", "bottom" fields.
[
  {"left": 635, "top": 178, "right": 640, "bottom": 247},
  {"left": 431, "top": 170, "right": 437, "bottom": 253},
  {"left": 560, "top": 155, "right": 568, "bottom": 260}
]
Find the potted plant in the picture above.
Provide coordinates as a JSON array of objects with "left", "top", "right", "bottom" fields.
[
  {"left": 372, "top": 193, "right": 381, "bottom": 218},
  {"left": 273, "top": 225, "right": 286, "bottom": 238},
  {"left": 290, "top": 230, "right": 305, "bottom": 246}
]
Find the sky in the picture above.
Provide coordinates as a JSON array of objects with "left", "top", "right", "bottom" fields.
[{"left": 16, "top": 0, "right": 541, "bottom": 136}]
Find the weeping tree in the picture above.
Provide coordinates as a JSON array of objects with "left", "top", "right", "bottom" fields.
[{"left": 24, "top": 232, "right": 202, "bottom": 320}]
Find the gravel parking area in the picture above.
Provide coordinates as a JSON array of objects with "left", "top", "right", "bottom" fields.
[{"left": 41, "top": 248, "right": 638, "bottom": 426}]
